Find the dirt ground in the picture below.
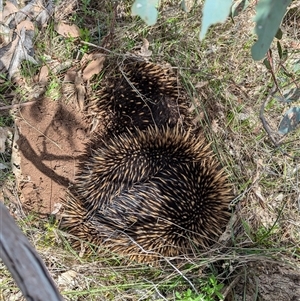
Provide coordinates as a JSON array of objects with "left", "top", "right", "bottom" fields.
[
  {"left": 228, "top": 262, "right": 300, "bottom": 301},
  {"left": 14, "top": 97, "right": 90, "bottom": 215}
]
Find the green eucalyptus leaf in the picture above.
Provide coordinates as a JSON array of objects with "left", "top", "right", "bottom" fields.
[
  {"left": 275, "top": 28, "right": 283, "bottom": 40},
  {"left": 199, "top": 0, "right": 232, "bottom": 40},
  {"left": 131, "top": 0, "right": 159, "bottom": 26},
  {"left": 278, "top": 107, "right": 300, "bottom": 135},
  {"left": 231, "top": 0, "right": 250, "bottom": 18},
  {"left": 251, "top": 0, "right": 292, "bottom": 61}
]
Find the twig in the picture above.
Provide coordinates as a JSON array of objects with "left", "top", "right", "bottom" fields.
[
  {"left": 259, "top": 85, "right": 279, "bottom": 147},
  {"left": 80, "top": 40, "right": 125, "bottom": 56},
  {"left": 163, "top": 257, "right": 199, "bottom": 294},
  {"left": 222, "top": 275, "right": 242, "bottom": 300},
  {"left": 266, "top": 49, "right": 281, "bottom": 94},
  {"left": 0, "top": 101, "right": 36, "bottom": 111}
]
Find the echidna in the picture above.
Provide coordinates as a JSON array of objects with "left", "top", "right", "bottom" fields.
[
  {"left": 86, "top": 59, "right": 189, "bottom": 136},
  {"left": 62, "top": 126, "right": 232, "bottom": 262}
]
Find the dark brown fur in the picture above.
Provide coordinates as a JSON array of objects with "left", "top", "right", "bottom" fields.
[
  {"left": 86, "top": 59, "right": 189, "bottom": 137},
  {"left": 62, "top": 126, "right": 232, "bottom": 262}
]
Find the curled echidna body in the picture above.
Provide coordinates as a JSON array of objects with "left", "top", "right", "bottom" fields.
[
  {"left": 62, "top": 126, "right": 232, "bottom": 262},
  {"left": 87, "top": 59, "right": 189, "bottom": 136}
]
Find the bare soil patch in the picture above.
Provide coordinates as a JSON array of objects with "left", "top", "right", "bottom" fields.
[
  {"left": 15, "top": 98, "right": 90, "bottom": 215},
  {"left": 229, "top": 262, "right": 300, "bottom": 301}
]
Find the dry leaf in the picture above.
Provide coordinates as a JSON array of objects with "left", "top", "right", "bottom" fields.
[
  {"left": 38, "top": 65, "right": 49, "bottom": 83},
  {"left": 16, "top": 20, "right": 35, "bottom": 32},
  {"left": 219, "top": 214, "right": 237, "bottom": 243},
  {"left": 0, "top": 2, "right": 18, "bottom": 20},
  {"left": 138, "top": 38, "right": 152, "bottom": 57},
  {"left": 0, "top": 0, "right": 54, "bottom": 79},
  {"left": 51, "top": 203, "right": 62, "bottom": 215},
  {"left": 55, "top": 22, "right": 81, "bottom": 38},
  {"left": 12, "top": 0, "right": 53, "bottom": 27},
  {"left": 253, "top": 186, "right": 266, "bottom": 208},
  {"left": 57, "top": 270, "right": 78, "bottom": 288},
  {"left": 80, "top": 52, "right": 90, "bottom": 66},
  {"left": 11, "top": 126, "right": 22, "bottom": 181},
  {"left": 34, "top": 1, "right": 53, "bottom": 27},
  {"left": 195, "top": 81, "right": 209, "bottom": 89},
  {"left": 0, "top": 24, "right": 37, "bottom": 78},
  {"left": 82, "top": 55, "right": 105, "bottom": 81},
  {"left": 54, "top": 0, "right": 77, "bottom": 21}
]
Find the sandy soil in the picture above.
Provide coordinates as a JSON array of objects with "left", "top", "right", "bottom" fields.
[{"left": 14, "top": 97, "right": 90, "bottom": 215}]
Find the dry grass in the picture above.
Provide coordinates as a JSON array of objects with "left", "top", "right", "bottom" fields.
[{"left": 1, "top": 0, "right": 300, "bottom": 300}]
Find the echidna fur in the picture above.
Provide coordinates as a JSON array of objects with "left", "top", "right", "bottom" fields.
[
  {"left": 62, "top": 126, "right": 232, "bottom": 262},
  {"left": 75, "top": 126, "right": 216, "bottom": 211},
  {"left": 86, "top": 59, "right": 189, "bottom": 136}
]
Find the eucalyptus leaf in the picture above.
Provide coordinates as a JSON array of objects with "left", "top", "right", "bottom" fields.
[
  {"left": 275, "top": 28, "right": 283, "bottom": 40},
  {"left": 131, "top": 0, "right": 159, "bottom": 26},
  {"left": 278, "top": 107, "right": 300, "bottom": 135},
  {"left": 251, "top": 0, "right": 292, "bottom": 61},
  {"left": 292, "top": 59, "right": 300, "bottom": 73},
  {"left": 275, "top": 88, "right": 300, "bottom": 103},
  {"left": 199, "top": 0, "right": 232, "bottom": 40},
  {"left": 231, "top": 0, "right": 250, "bottom": 18}
]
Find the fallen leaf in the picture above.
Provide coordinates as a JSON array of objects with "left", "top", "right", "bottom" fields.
[
  {"left": 0, "top": 2, "right": 18, "bottom": 20},
  {"left": 0, "top": 26, "right": 37, "bottom": 79},
  {"left": 16, "top": 20, "right": 35, "bottom": 32},
  {"left": 11, "top": 126, "right": 22, "bottom": 182},
  {"left": 55, "top": 22, "right": 81, "bottom": 38},
  {"left": 82, "top": 55, "right": 105, "bottom": 81},
  {"left": 138, "top": 38, "right": 152, "bottom": 57},
  {"left": 54, "top": 0, "right": 77, "bottom": 21},
  {"left": 38, "top": 65, "right": 49, "bottom": 83},
  {"left": 0, "top": 23, "right": 11, "bottom": 45},
  {"left": 195, "top": 81, "right": 209, "bottom": 89},
  {"left": 80, "top": 52, "right": 90, "bottom": 66},
  {"left": 0, "top": 0, "right": 54, "bottom": 79},
  {"left": 34, "top": 1, "right": 54, "bottom": 27},
  {"left": 57, "top": 270, "right": 78, "bottom": 288},
  {"left": 219, "top": 214, "right": 237, "bottom": 243},
  {"left": 51, "top": 203, "right": 62, "bottom": 215},
  {"left": 11, "top": 0, "right": 53, "bottom": 27},
  {"left": 253, "top": 186, "right": 265, "bottom": 208}
]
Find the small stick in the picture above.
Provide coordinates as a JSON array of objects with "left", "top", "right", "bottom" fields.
[
  {"left": 259, "top": 85, "right": 279, "bottom": 147},
  {"left": 0, "top": 101, "right": 36, "bottom": 111}
]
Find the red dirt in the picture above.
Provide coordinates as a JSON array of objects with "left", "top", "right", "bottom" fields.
[{"left": 15, "top": 97, "right": 90, "bottom": 215}]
